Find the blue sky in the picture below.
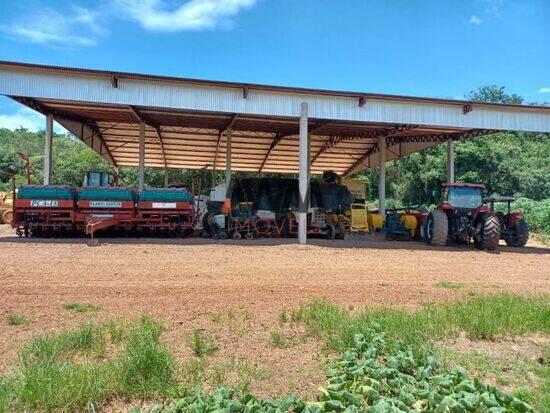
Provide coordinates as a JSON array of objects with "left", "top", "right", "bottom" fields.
[{"left": 0, "top": 0, "right": 548, "bottom": 132}]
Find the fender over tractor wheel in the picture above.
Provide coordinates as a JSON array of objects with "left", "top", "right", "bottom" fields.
[
  {"left": 424, "top": 210, "right": 448, "bottom": 246},
  {"left": 474, "top": 213, "right": 500, "bottom": 251},
  {"left": 505, "top": 218, "right": 529, "bottom": 247}
]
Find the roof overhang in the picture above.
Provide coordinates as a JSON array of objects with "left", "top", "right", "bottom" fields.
[{"left": 1, "top": 61, "right": 549, "bottom": 176}]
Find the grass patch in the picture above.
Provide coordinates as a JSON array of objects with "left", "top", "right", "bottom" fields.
[
  {"left": 0, "top": 317, "right": 177, "bottom": 412},
  {"left": 63, "top": 303, "right": 101, "bottom": 313},
  {"left": 434, "top": 280, "right": 464, "bottom": 289},
  {"left": 117, "top": 316, "right": 176, "bottom": 397},
  {"left": 188, "top": 329, "right": 218, "bottom": 357},
  {"left": 296, "top": 293, "right": 549, "bottom": 350},
  {"left": 7, "top": 314, "right": 27, "bottom": 326}
]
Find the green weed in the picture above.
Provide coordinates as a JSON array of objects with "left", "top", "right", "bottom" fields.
[
  {"left": 434, "top": 281, "right": 464, "bottom": 289},
  {"left": 210, "top": 312, "right": 221, "bottom": 323},
  {"left": 7, "top": 314, "right": 27, "bottom": 326},
  {"left": 188, "top": 329, "right": 218, "bottom": 357},
  {"left": 63, "top": 303, "right": 101, "bottom": 313},
  {"left": 278, "top": 309, "right": 287, "bottom": 325}
]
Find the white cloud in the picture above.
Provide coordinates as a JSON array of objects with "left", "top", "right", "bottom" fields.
[
  {"left": 4, "top": 6, "right": 104, "bottom": 47},
  {"left": 0, "top": 107, "right": 66, "bottom": 134},
  {"left": 538, "top": 88, "right": 550, "bottom": 94},
  {"left": 468, "top": 15, "right": 482, "bottom": 25},
  {"left": 114, "top": 0, "right": 257, "bottom": 31},
  {"left": 482, "top": 0, "right": 503, "bottom": 17}
]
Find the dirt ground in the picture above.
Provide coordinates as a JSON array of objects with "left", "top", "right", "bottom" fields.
[{"left": 0, "top": 225, "right": 549, "bottom": 400}]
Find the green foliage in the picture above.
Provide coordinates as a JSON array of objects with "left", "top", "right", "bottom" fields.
[
  {"left": 467, "top": 85, "right": 524, "bottom": 104},
  {"left": 138, "top": 329, "right": 534, "bottom": 413}
]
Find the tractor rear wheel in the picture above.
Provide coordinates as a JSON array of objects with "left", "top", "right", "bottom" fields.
[
  {"left": 2, "top": 210, "right": 13, "bottom": 226},
  {"left": 474, "top": 213, "right": 500, "bottom": 251},
  {"left": 424, "top": 210, "right": 448, "bottom": 246},
  {"left": 505, "top": 218, "right": 529, "bottom": 247}
]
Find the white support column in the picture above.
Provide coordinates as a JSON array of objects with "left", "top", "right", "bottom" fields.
[
  {"left": 164, "top": 168, "right": 169, "bottom": 188},
  {"left": 44, "top": 114, "right": 53, "bottom": 185},
  {"left": 447, "top": 139, "right": 455, "bottom": 183},
  {"left": 225, "top": 128, "right": 232, "bottom": 198},
  {"left": 138, "top": 121, "right": 145, "bottom": 192},
  {"left": 378, "top": 136, "right": 386, "bottom": 216},
  {"left": 298, "top": 102, "right": 309, "bottom": 245}
]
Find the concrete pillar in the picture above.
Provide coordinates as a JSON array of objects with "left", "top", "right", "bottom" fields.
[
  {"left": 44, "top": 114, "right": 53, "bottom": 185},
  {"left": 298, "top": 102, "right": 309, "bottom": 245},
  {"left": 447, "top": 139, "right": 455, "bottom": 183},
  {"left": 164, "top": 167, "right": 169, "bottom": 188},
  {"left": 378, "top": 136, "right": 386, "bottom": 216},
  {"left": 225, "top": 128, "right": 232, "bottom": 198},
  {"left": 138, "top": 121, "right": 145, "bottom": 192}
]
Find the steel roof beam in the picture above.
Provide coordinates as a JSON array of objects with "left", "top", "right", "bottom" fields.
[
  {"left": 258, "top": 121, "right": 330, "bottom": 172},
  {"left": 258, "top": 132, "right": 284, "bottom": 173},
  {"left": 343, "top": 124, "right": 419, "bottom": 176},
  {"left": 11, "top": 96, "right": 117, "bottom": 167},
  {"left": 311, "top": 125, "right": 418, "bottom": 168}
]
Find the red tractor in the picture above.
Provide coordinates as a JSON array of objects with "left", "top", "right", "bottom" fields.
[
  {"left": 422, "top": 183, "right": 502, "bottom": 250},
  {"left": 484, "top": 196, "right": 529, "bottom": 247}
]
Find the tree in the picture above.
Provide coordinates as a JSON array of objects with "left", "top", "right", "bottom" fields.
[{"left": 466, "top": 85, "right": 523, "bottom": 104}]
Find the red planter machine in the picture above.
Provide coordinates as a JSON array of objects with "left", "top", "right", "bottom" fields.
[{"left": 13, "top": 185, "right": 196, "bottom": 238}]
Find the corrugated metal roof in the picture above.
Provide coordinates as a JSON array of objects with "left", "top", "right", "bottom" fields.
[{"left": 1, "top": 61, "right": 548, "bottom": 176}]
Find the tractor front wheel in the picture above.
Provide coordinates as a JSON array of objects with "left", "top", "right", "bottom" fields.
[
  {"left": 505, "top": 218, "right": 529, "bottom": 247},
  {"left": 423, "top": 210, "right": 448, "bottom": 246},
  {"left": 474, "top": 213, "right": 500, "bottom": 251}
]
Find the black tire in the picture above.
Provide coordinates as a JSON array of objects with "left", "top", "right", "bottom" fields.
[
  {"left": 280, "top": 218, "right": 289, "bottom": 238},
  {"left": 505, "top": 218, "right": 529, "bottom": 247},
  {"left": 337, "top": 222, "right": 346, "bottom": 240},
  {"left": 420, "top": 217, "right": 428, "bottom": 241},
  {"left": 424, "top": 210, "right": 448, "bottom": 246},
  {"left": 474, "top": 213, "right": 500, "bottom": 251}
]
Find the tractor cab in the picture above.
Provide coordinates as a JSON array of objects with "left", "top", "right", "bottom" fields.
[
  {"left": 441, "top": 183, "right": 485, "bottom": 212},
  {"left": 83, "top": 171, "right": 111, "bottom": 187}
]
